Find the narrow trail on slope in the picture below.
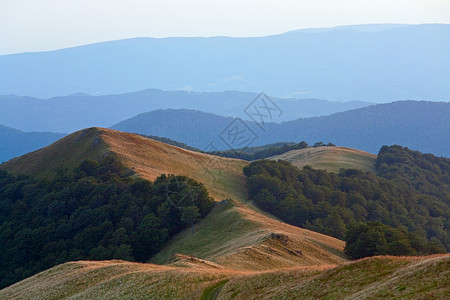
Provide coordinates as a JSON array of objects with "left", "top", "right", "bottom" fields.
[{"left": 201, "top": 280, "right": 229, "bottom": 300}]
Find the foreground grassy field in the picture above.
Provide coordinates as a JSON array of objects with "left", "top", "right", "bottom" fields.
[
  {"left": 1, "top": 255, "right": 447, "bottom": 299},
  {"left": 219, "top": 255, "right": 450, "bottom": 299},
  {"left": 269, "top": 146, "right": 377, "bottom": 173}
]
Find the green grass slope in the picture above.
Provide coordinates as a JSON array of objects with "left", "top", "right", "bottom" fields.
[
  {"left": 151, "top": 200, "right": 346, "bottom": 271},
  {"left": 269, "top": 146, "right": 377, "bottom": 173}
]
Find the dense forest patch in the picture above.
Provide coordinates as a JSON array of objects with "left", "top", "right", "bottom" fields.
[
  {"left": 0, "top": 156, "right": 214, "bottom": 288},
  {"left": 244, "top": 145, "right": 449, "bottom": 258}
]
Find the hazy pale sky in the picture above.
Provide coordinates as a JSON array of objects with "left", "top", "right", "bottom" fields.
[{"left": 1, "top": 0, "right": 449, "bottom": 55}]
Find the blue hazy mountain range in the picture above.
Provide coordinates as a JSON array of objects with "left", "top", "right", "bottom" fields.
[
  {"left": 1, "top": 100, "right": 448, "bottom": 162},
  {"left": 1, "top": 24, "right": 449, "bottom": 101},
  {"left": 111, "top": 101, "right": 450, "bottom": 157},
  {"left": 0, "top": 90, "right": 371, "bottom": 133},
  {"left": 0, "top": 125, "right": 65, "bottom": 163}
]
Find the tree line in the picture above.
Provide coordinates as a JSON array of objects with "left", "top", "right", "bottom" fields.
[
  {"left": 208, "top": 141, "right": 335, "bottom": 161},
  {"left": 0, "top": 156, "right": 214, "bottom": 288},
  {"left": 243, "top": 145, "right": 449, "bottom": 259}
]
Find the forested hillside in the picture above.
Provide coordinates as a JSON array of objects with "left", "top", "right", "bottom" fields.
[
  {"left": 0, "top": 156, "right": 214, "bottom": 288},
  {"left": 244, "top": 145, "right": 449, "bottom": 257},
  {"left": 376, "top": 145, "right": 450, "bottom": 198}
]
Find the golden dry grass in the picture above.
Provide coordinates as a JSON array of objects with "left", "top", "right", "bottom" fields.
[
  {"left": 250, "top": 254, "right": 450, "bottom": 300},
  {"left": 269, "top": 146, "right": 377, "bottom": 173},
  {"left": 99, "top": 128, "right": 248, "bottom": 201},
  {"left": 0, "top": 260, "right": 241, "bottom": 300},
  {"left": 2, "top": 255, "right": 448, "bottom": 299}
]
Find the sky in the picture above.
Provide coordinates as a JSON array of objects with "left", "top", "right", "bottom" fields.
[{"left": 1, "top": 0, "right": 449, "bottom": 55}]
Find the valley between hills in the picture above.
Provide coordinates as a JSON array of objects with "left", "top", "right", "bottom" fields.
[{"left": 0, "top": 128, "right": 448, "bottom": 299}]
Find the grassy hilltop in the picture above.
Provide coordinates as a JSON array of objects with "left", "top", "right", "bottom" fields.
[{"left": 268, "top": 146, "right": 376, "bottom": 173}]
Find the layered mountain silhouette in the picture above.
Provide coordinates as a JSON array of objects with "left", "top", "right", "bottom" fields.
[
  {"left": 1, "top": 24, "right": 449, "bottom": 101},
  {"left": 111, "top": 101, "right": 450, "bottom": 157},
  {"left": 0, "top": 125, "right": 65, "bottom": 163},
  {"left": 1, "top": 100, "right": 448, "bottom": 163},
  {"left": 0, "top": 90, "right": 371, "bottom": 133}
]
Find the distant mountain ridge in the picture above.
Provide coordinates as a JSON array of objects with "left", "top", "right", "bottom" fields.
[
  {"left": 2, "top": 100, "right": 448, "bottom": 164},
  {"left": 1, "top": 24, "right": 449, "bottom": 101},
  {"left": 0, "top": 90, "right": 372, "bottom": 133},
  {"left": 0, "top": 125, "right": 65, "bottom": 163},
  {"left": 111, "top": 101, "right": 450, "bottom": 157}
]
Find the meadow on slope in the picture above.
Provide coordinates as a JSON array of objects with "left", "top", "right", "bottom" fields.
[{"left": 268, "top": 146, "right": 376, "bottom": 173}]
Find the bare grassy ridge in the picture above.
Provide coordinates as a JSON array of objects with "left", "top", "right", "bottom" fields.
[
  {"left": 269, "top": 146, "right": 377, "bottom": 173},
  {"left": 1, "top": 255, "right": 448, "bottom": 299},
  {"left": 0, "top": 127, "right": 108, "bottom": 177}
]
